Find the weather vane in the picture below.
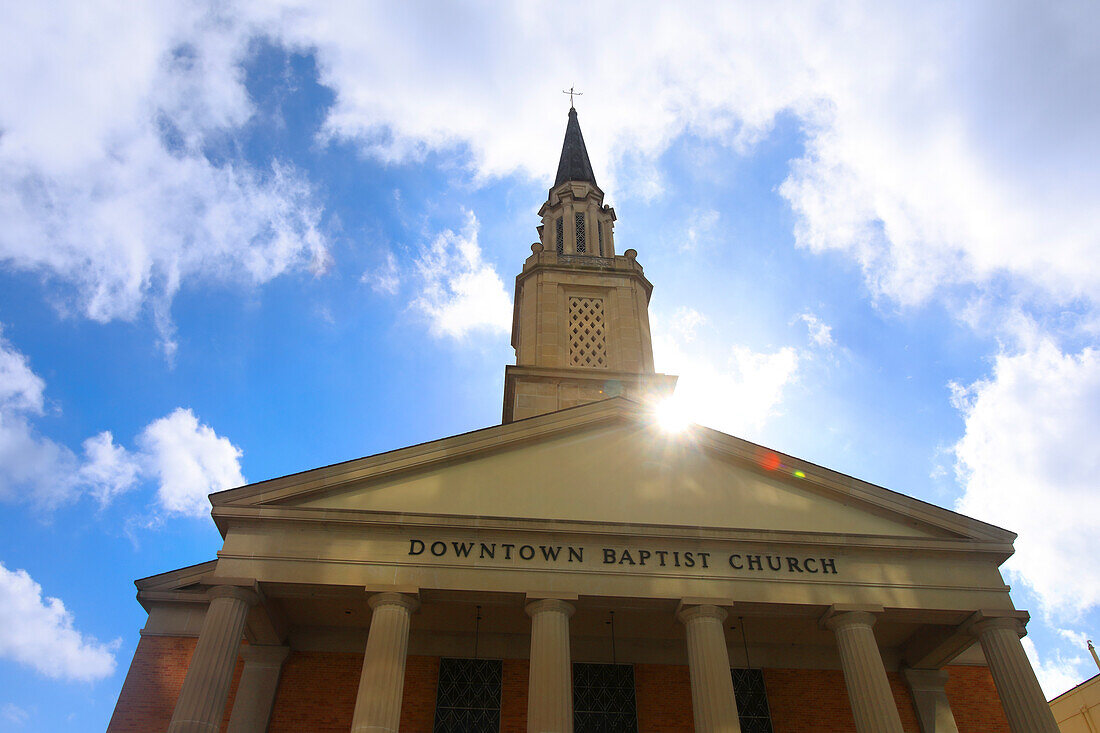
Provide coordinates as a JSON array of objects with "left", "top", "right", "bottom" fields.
[{"left": 562, "top": 85, "right": 583, "bottom": 107}]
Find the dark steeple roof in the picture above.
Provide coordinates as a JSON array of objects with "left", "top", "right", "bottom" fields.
[{"left": 553, "top": 107, "right": 597, "bottom": 188}]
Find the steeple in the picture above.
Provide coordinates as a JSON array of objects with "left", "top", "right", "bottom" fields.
[
  {"left": 501, "top": 107, "right": 677, "bottom": 423},
  {"left": 554, "top": 107, "right": 597, "bottom": 188}
]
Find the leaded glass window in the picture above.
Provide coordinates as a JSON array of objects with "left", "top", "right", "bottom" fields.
[
  {"left": 433, "top": 658, "right": 501, "bottom": 733},
  {"left": 556, "top": 217, "right": 564, "bottom": 255},
  {"left": 573, "top": 663, "right": 638, "bottom": 732},
  {"left": 731, "top": 668, "right": 773, "bottom": 733},
  {"left": 575, "top": 212, "right": 587, "bottom": 253}
]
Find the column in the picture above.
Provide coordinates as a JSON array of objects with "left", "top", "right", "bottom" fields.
[
  {"left": 972, "top": 617, "right": 1059, "bottom": 732},
  {"left": 903, "top": 668, "right": 959, "bottom": 733},
  {"left": 351, "top": 592, "right": 420, "bottom": 733},
  {"left": 526, "top": 598, "right": 575, "bottom": 733},
  {"left": 226, "top": 645, "right": 290, "bottom": 732},
  {"left": 677, "top": 604, "right": 741, "bottom": 733},
  {"left": 168, "top": 585, "right": 259, "bottom": 733},
  {"left": 824, "top": 611, "right": 904, "bottom": 733}
]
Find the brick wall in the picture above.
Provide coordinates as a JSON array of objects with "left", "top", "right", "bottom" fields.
[
  {"left": 109, "top": 643, "right": 1011, "bottom": 732},
  {"left": 501, "top": 658, "right": 530, "bottom": 732},
  {"left": 635, "top": 663, "right": 694, "bottom": 732},
  {"left": 945, "top": 664, "right": 1012, "bottom": 732},
  {"left": 106, "top": 636, "right": 243, "bottom": 733},
  {"left": 266, "top": 651, "right": 360, "bottom": 731},
  {"left": 763, "top": 668, "right": 922, "bottom": 732},
  {"left": 399, "top": 655, "right": 441, "bottom": 731}
]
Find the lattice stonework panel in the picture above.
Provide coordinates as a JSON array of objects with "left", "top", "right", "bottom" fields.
[
  {"left": 569, "top": 296, "right": 608, "bottom": 368},
  {"left": 575, "top": 212, "right": 587, "bottom": 253},
  {"left": 731, "top": 668, "right": 774, "bottom": 733},
  {"left": 433, "top": 658, "right": 502, "bottom": 733},
  {"left": 573, "top": 663, "right": 638, "bottom": 732}
]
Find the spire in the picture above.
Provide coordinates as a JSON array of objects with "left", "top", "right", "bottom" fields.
[{"left": 553, "top": 107, "right": 598, "bottom": 188}]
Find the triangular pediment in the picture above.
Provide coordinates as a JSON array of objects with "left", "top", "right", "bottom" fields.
[{"left": 212, "top": 399, "right": 1013, "bottom": 546}]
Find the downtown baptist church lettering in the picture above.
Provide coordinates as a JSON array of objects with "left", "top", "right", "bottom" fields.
[{"left": 408, "top": 538, "right": 839, "bottom": 576}]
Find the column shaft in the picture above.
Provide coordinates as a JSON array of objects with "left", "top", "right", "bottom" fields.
[
  {"left": 168, "top": 586, "right": 258, "bottom": 733},
  {"left": 226, "top": 645, "right": 290, "bottom": 733},
  {"left": 826, "top": 611, "right": 904, "bottom": 733},
  {"left": 526, "top": 599, "right": 575, "bottom": 733},
  {"left": 974, "top": 619, "right": 1059, "bottom": 733},
  {"left": 677, "top": 604, "right": 741, "bottom": 733},
  {"left": 903, "top": 668, "right": 959, "bottom": 733},
  {"left": 351, "top": 593, "right": 419, "bottom": 733}
]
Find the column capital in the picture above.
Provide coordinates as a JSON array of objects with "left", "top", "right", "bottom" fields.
[
  {"left": 208, "top": 584, "right": 261, "bottom": 607},
  {"left": 823, "top": 609, "right": 878, "bottom": 632},
  {"left": 676, "top": 603, "right": 728, "bottom": 625},
  {"left": 971, "top": 616, "right": 1026, "bottom": 638},
  {"left": 368, "top": 591, "right": 420, "bottom": 613},
  {"left": 525, "top": 598, "right": 575, "bottom": 618}
]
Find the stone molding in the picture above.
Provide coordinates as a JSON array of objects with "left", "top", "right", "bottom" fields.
[
  {"left": 676, "top": 603, "right": 728, "bottom": 625},
  {"left": 368, "top": 592, "right": 420, "bottom": 614},
  {"left": 208, "top": 584, "right": 261, "bottom": 607},
  {"left": 525, "top": 598, "right": 576, "bottom": 618}
]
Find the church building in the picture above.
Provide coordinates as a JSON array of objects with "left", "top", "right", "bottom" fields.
[{"left": 108, "top": 108, "right": 1060, "bottom": 733}]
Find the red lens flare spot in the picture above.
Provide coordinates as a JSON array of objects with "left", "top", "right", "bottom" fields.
[{"left": 757, "top": 450, "right": 781, "bottom": 471}]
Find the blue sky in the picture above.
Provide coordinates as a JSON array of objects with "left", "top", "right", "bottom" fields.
[{"left": 1, "top": 2, "right": 1099, "bottom": 730}]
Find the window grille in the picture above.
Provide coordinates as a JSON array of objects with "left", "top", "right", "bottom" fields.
[
  {"left": 575, "top": 212, "right": 587, "bottom": 253},
  {"left": 433, "top": 658, "right": 502, "bottom": 733},
  {"left": 556, "top": 217, "right": 564, "bottom": 255},
  {"left": 597, "top": 220, "right": 604, "bottom": 256},
  {"left": 731, "top": 668, "right": 774, "bottom": 733},
  {"left": 568, "top": 297, "right": 608, "bottom": 368},
  {"left": 573, "top": 663, "right": 638, "bottom": 732}
]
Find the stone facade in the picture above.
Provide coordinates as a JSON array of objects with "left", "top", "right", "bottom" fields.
[{"left": 108, "top": 108, "right": 1057, "bottom": 733}]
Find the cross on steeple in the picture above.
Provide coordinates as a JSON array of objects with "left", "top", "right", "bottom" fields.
[{"left": 562, "top": 85, "right": 583, "bottom": 108}]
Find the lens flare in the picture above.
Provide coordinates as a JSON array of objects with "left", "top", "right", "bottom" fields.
[
  {"left": 756, "top": 449, "right": 781, "bottom": 471},
  {"left": 654, "top": 397, "right": 691, "bottom": 433}
]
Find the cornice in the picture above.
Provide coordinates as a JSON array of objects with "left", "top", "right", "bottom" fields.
[{"left": 209, "top": 504, "right": 1016, "bottom": 559}]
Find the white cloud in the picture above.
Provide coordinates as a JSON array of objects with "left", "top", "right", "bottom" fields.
[
  {"left": 6, "top": 2, "right": 1095, "bottom": 343},
  {"left": 0, "top": 328, "right": 242, "bottom": 515},
  {"left": 953, "top": 339, "right": 1100, "bottom": 616},
  {"left": 1, "top": 703, "right": 29, "bottom": 726},
  {"left": 653, "top": 308, "right": 800, "bottom": 437},
  {"left": 362, "top": 251, "right": 401, "bottom": 296},
  {"left": 252, "top": 2, "right": 1100, "bottom": 313},
  {"left": 410, "top": 212, "right": 512, "bottom": 339},
  {"left": 683, "top": 210, "right": 720, "bottom": 253},
  {"left": 0, "top": 328, "right": 81, "bottom": 508},
  {"left": 139, "top": 408, "right": 245, "bottom": 517},
  {"left": 0, "top": 2, "right": 328, "bottom": 356},
  {"left": 78, "top": 432, "right": 141, "bottom": 506},
  {"left": 1022, "top": 636, "right": 1087, "bottom": 699},
  {"left": 0, "top": 563, "right": 117, "bottom": 682},
  {"left": 798, "top": 311, "right": 835, "bottom": 349}
]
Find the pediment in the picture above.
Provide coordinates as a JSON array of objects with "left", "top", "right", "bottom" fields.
[{"left": 213, "top": 399, "right": 1013, "bottom": 546}]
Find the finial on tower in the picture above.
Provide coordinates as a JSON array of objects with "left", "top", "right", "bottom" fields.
[{"left": 562, "top": 85, "right": 583, "bottom": 109}]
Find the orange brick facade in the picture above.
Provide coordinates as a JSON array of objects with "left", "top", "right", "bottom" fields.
[
  {"left": 108, "top": 638, "right": 1011, "bottom": 732},
  {"left": 106, "top": 636, "right": 244, "bottom": 733}
]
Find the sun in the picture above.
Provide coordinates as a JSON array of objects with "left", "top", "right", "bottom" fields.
[{"left": 654, "top": 396, "right": 692, "bottom": 433}]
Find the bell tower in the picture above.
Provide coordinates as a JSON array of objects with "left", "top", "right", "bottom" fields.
[{"left": 503, "top": 107, "right": 677, "bottom": 423}]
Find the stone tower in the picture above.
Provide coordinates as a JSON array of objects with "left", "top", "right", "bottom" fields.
[{"left": 503, "top": 107, "right": 677, "bottom": 422}]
